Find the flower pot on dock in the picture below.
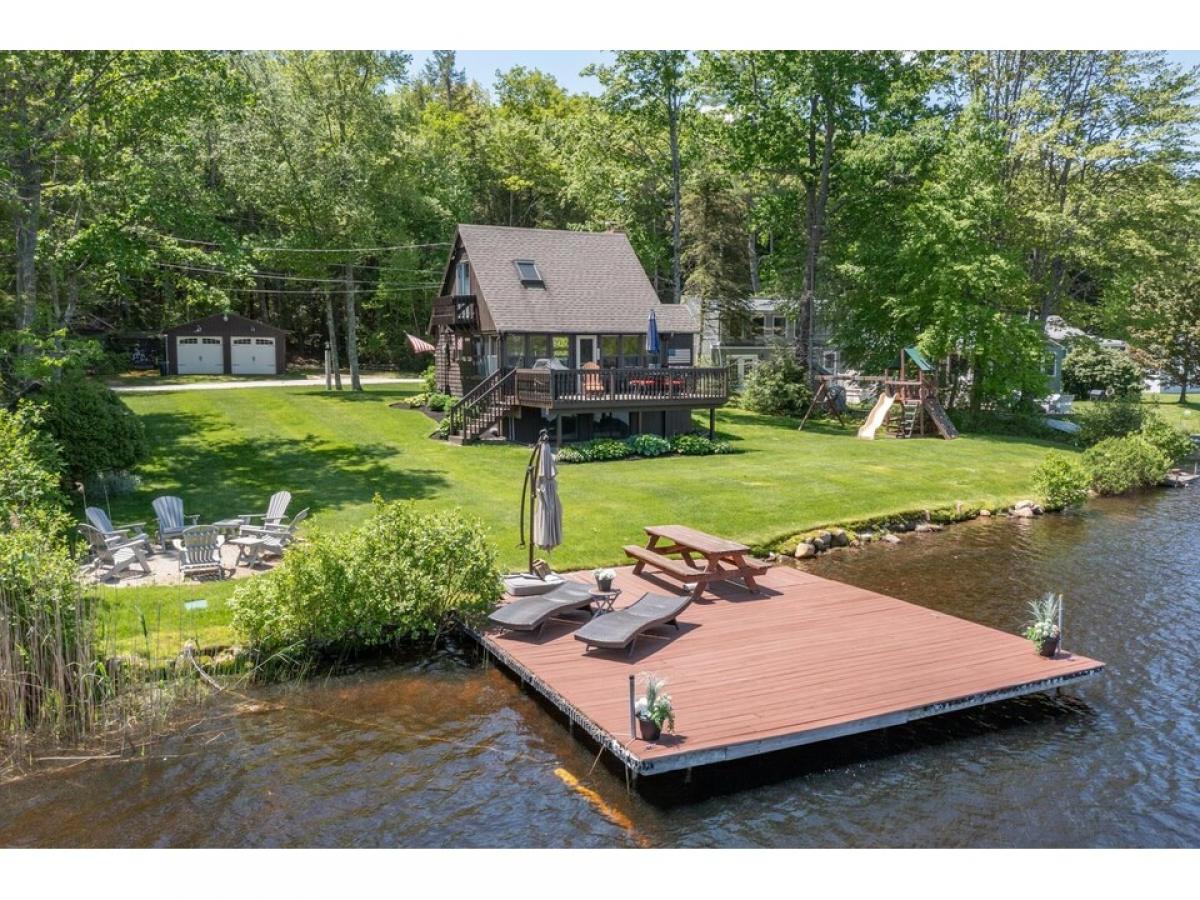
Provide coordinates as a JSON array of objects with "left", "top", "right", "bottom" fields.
[
  {"left": 1038, "top": 635, "right": 1060, "bottom": 658},
  {"left": 637, "top": 717, "right": 661, "bottom": 742},
  {"left": 596, "top": 576, "right": 613, "bottom": 592}
]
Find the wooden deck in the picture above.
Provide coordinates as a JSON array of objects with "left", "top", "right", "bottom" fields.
[{"left": 472, "top": 564, "right": 1104, "bottom": 776}]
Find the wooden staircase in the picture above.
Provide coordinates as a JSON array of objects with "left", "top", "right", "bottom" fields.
[{"left": 445, "top": 369, "right": 517, "bottom": 444}]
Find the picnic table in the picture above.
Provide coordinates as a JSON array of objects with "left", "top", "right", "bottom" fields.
[{"left": 623, "top": 524, "right": 769, "bottom": 601}]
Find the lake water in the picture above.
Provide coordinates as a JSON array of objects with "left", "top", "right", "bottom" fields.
[{"left": 2, "top": 489, "right": 1197, "bottom": 847}]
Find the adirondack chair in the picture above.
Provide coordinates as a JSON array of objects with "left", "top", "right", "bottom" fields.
[
  {"left": 78, "top": 524, "right": 152, "bottom": 581},
  {"left": 230, "top": 508, "right": 308, "bottom": 568},
  {"left": 178, "top": 525, "right": 225, "bottom": 579},
  {"left": 85, "top": 506, "right": 152, "bottom": 553},
  {"left": 237, "top": 490, "right": 292, "bottom": 532},
  {"left": 152, "top": 495, "right": 200, "bottom": 550}
]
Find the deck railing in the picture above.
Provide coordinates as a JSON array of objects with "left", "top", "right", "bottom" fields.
[
  {"left": 431, "top": 295, "right": 478, "bottom": 329},
  {"left": 513, "top": 366, "right": 729, "bottom": 407}
]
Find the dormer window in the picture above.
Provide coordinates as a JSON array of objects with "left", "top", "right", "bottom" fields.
[
  {"left": 514, "top": 259, "right": 544, "bottom": 287},
  {"left": 455, "top": 260, "right": 471, "bottom": 296}
]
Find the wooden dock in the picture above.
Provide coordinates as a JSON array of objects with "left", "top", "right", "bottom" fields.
[{"left": 472, "top": 564, "right": 1104, "bottom": 776}]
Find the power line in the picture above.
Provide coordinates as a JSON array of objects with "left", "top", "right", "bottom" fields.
[
  {"left": 153, "top": 261, "right": 433, "bottom": 286},
  {"left": 136, "top": 229, "right": 451, "bottom": 254}
]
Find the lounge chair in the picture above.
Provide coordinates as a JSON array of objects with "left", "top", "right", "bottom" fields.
[
  {"left": 229, "top": 508, "right": 308, "bottom": 568},
  {"left": 488, "top": 581, "right": 597, "bottom": 634},
  {"left": 178, "top": 525, "right": 225, "bottom": 579},
  {"left": 78, "top": 524, "right": 152, "bottom": 581},
  {"left": 574, "top": 592, "right": 692, "bottom": 656},
  {"left": 84, "top": 506, "right": 152, "bottom": 553},
  {"left": 237, "top": 490, "right": 292, "bottom": 533},
  {"left": 152, "top": 495, "right": 200, "bottom": 550}
]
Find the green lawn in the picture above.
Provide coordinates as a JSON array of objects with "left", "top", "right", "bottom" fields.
[{"left": 97, "top": 384, "right": 1066, "bottom": 655}]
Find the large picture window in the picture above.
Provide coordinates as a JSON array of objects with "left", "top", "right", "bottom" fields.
[{"left": 552, "top": 336, "right": 570, "bottom": 364}]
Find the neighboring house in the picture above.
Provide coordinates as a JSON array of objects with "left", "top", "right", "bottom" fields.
[
  {"left": 688, "top": 294, "right": 845, "bottom": 389},
  {"left": 1042, "top": 315, "right": 1128, "bottom": 393},
  {"left": 162, "top": 312, "right": 287, "bottom": 376},
  {"left": 430, "top": 224, "right": 727, "bottom": 444}
]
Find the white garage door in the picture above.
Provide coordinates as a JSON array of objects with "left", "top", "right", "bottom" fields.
[
  {"left": 231, "top": 337, "right": 277, "bottom": 375},
  {"left": 176, "top": 336, "right": 223, "bottom": 375}
]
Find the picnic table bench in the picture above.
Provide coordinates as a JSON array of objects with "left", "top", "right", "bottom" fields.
[{"left": 624, "top": 524, "right": 769, "bottom": 601}]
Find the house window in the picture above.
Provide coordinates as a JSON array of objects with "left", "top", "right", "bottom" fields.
[
  {"left": 751, "top": 315, "right": 766, "bottom": 337},
  {"left": 455, "top": 260, "right": 470, "bottom": 296},
  {"left": 621, "top": 335, "right": 642, "bottom": 368},
  {"left": 504, "top": 335, "right": 526, "bottom": 369},
  {"left": 514, "top": 259, "right": 544, "bottom": 287},
  {"left": 772, "top": 317, "right": 787, "bottom": 337},
  {"left": 552, "top": 336, "right": 570, "bottom": 364},
  {"left": 600, "top": 335, "right": 620, "bottom": 368}
]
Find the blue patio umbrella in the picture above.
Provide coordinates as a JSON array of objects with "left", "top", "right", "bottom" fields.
[{"left": 645, "top": 309, "right": 661, "bottom": 358}]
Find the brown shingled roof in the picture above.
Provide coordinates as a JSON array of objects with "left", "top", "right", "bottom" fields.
[{"left": 457, "top": 224, "right": 698, "bottom": 334}]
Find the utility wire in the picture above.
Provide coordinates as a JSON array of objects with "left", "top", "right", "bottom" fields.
[
  {"left": 135, "top": 228, "right": 451, "bottom": 254},
  {"left": 153, "top": 261, "right": 434, "bottom": 287}
]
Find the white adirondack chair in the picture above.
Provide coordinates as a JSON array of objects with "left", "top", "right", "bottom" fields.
[
  {"left": 231, "top": 508, "right": 309, "bottom": 568},
  {"left": 152, "top": 495, "right": 200, "bottom": 550},
  {"left": 237, "top": 490, "right": 292, "bottom": 533},
  {"left": 78, "top": 524, "right": 152, "bottom": 581},
  {"left": 178, "top": 525, "right": 225, "bottom": 579},
  {"left": 85, "top": 506, "right": 152, "bottom": 553}
]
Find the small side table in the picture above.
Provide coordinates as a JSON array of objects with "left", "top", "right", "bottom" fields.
[
  {"left": 588, "top": 587, "right": 621, "bottom": 617},
  {"left": 212, "top": 519, "right": 245, "bottom": 538}
]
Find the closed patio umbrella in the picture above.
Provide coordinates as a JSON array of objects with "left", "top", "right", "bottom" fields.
[
  {"left": 645, "top": 309, "right": 661, "bottom": 359},
  {"left": 521, "top": 430, "right": 562, "bottom": 573},
  {"left": 533, "top": 433, "right": 562, "bottom": 555}
]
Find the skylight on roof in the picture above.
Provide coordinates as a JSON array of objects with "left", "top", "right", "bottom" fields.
[{"left": 514, "top": 259, "right": 544, "bottom": 287}]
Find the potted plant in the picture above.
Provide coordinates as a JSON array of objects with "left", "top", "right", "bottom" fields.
[
  {"left": 1023, "top": 592, "right": 1062, "bottom": 658},
  {"left": 593, "top": 567, "right": 616, "bottom": 592},
  {"left": 634, "top": 673, "right": 675, "bottom": 741}
]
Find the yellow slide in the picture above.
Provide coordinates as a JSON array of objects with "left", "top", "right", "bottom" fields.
[{"left": 857, "top": 393, "right": 894, "bottom": 440}]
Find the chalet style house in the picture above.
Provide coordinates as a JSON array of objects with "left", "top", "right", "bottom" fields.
[{"left": 431, "top": 224, "right": 728, "bottom": 444}]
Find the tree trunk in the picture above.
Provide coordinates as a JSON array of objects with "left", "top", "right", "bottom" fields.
[
  {"left": 747, "top": 227, "right": 760, "bottom": 295},
  {"left": 344, "top": 264, "right": 362, "bottom": 391},
  {"left": 669, "top": 100, "right": 683, "bottom": 305},
  {"left": 12, "top": 151, "right": 42, "bottom": 338},
  {"left": 325, "top": 291, "right": 342, "bottom": 391},
  {"left": 969, "top": 354, "right": 985, "bottom": 414},
  {"left": 1180, "top": 355, "right": 1189, "bottom": 404}
]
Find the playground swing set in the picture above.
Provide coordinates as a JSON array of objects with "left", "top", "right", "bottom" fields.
[{"left": 799, "top": 347, "right": 959, "bottom": 440}]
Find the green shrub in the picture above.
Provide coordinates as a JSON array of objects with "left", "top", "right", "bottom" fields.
[
  {"left": 1062, "top": 343, "right": 1142, "bottom": 399},
  {"left": 670, "top": 434, "right": 733, "bottom": 456},
  {"left": 740, "top": 351, "right": 813, "bottom": 417},
  {"left": 624, "top": 434, "right": 672, "bottom": 458},
  {"left": 582, "top": 438, "right": 631, "bottom": 461},
  {"left": 425, "top": 392, "right": 453, "bottom": 412},
  {"left": 1075, "top": 400, "right": 1146, "bottom": 447},
  {"left": 1082, "top": 436, "right": 1170, "bottom": 496},
  {"left": 405, "top": 392, "right": 429, "bottom": 409},
  {"left": 1138, "top": 415, "right": 1194, "bottom": 464},
  {"left": 422, "top": 365, "right": 437, "bottom": 394},
  {"left": 1032, "top": 452, "right": 1091, "bottom": 510},
  {"left": 29, "top": 373, "right": 147, "bottom": 486},
  {"left": 0, "top": 406, "right": 68, "bottom": 536},
  {"left": 229, "top": 499, "right": 501, "bottom": 653}
]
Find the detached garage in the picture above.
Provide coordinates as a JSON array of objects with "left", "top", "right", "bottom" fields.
[{"left": 162, "top": 313, "right": 288, "bottom": 376}]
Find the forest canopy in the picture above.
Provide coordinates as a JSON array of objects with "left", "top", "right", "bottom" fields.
[{"left": 2, "top": 50, "right": 1197, "bottom": 408}]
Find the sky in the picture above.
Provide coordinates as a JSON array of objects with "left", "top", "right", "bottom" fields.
[{"left": 408, "top": 50, "right": 1200, "bottom": 97}]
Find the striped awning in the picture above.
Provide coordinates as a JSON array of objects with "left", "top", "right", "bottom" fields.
[{"left": 406, "top": 333, "right": 436, "bottom": 354}]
